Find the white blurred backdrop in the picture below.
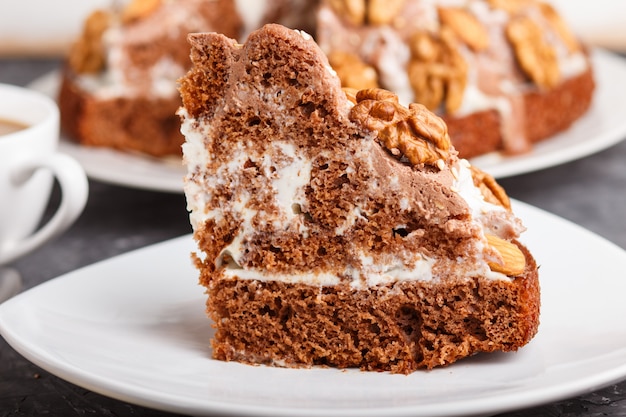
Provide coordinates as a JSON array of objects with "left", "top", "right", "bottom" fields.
[{"left": 0, "top": 0, "right": 624, "bottom": 56}]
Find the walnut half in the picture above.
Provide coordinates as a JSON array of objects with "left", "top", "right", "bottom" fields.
[{"left": 349, "top": 88, "right": 451, "bottom": 168}]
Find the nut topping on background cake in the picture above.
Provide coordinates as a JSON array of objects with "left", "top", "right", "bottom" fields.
[
  {"left": 486, "top": 0, "right": 530, "bottom": 13},
  {"left": 328, "top": 0, "right": 406, "bottom": 26},
  {"left": 537, "top": 3, "right": 580, "bottom": 53},
  {"left": 68, "top": 0, "right": 163, "bottom": 75},
  {"left": 366, "top": 0, "right": 406, "bottom": 25},
  {"left": 327, "top": 0, "right": 365, "bottom": 25},
  {"left": 328, "top": 51, "right": 379, "bottom": 90},
  {"left": 408, "top": 28, "right": 468, "bottom": 112},
  {"left": 121, "top": 0, "right": 163, "bottom": 23},
  {"left": 506, "top": 15, "right": 560, "bottom": 88},
  {"left": 68, "top": 10, "right": 112, "bottom": 74},
  {"left": 493, "top": 0, "right": 580, "bottom": 89},
  {"left": 438, "top": 7, "right": 490, "bottom": 52},
  {"left": 318, "top": 0, "right": 594, "bottom": 159},
  {"left": 349, "top": 88, "right": 451, "bottom": 167}
]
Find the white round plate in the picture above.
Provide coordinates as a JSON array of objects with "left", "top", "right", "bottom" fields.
[
  {"left": 29, "top": 49, "right": 626, "bottom": 190},
  {"left": 1, "top": 200, "right": 625, "bottom": 417}
]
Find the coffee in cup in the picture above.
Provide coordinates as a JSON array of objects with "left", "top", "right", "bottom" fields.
[{"left": 0, "top": 117, "right": 28, "bottom": 136}]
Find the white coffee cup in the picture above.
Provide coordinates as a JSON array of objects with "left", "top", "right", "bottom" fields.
[{"left": 0, "top": 83, "right": 88, "bottom": 266}]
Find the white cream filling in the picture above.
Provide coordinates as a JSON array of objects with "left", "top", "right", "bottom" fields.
[
  {"left": 352, "top": 252, "right": 436, "bottom": 288},
  {"left": 271, "top": 142, "right": 312, "bottom": 226},
  {"left": 181, "top": 114, "right": 212, "bottom": 230},
  {"left": 222, "top": 251, "right": 436, "bottom": 288},
  {"left": 451, "top": 159, "right": 525, "bottom": 237},
  {"left": 183, "top": 116, "right": 314, "bottom": 267},
  {"left": 334, "top": 206, "right": 368, "bottom": 236},
  {"left": 184, "top": 104, "right": 518, "bottom": 286},
  {"left": 217, "top": 194, "right": 256, "bottom": 269},
  {"left": 183, "top": 111, "right": 517, "bottom": 285},
  {"left": 224, "top": 268, "right": 340, "bottom": 286}
]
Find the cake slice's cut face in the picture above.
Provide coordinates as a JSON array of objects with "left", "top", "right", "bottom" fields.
[
  {"left": 180, "top": 24, "right": 525, "bottom": 287},
  {"left": 179, "top": 24, "right": 540, "bottom": 372}
]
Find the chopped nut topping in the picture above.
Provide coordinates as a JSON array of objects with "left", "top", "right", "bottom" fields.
[
  {"left": 470, "top": 166, "right": 511, "bottom": 210},
  {"left": 327, "top": 0, "right": 366, "bottom": 26},
  {"left": 68, "top": 10, "right": 112, "bottom": 74},
  {"left": 328, "top": 51, "right": 379, "bottom": 90},
  {"left": 438, "top": 7, "right": 490, "bottom": 52},
  {"left": 121, "top": 0, "right": 162, "bottom": 23},
  {"left": 485, "top": 234, "right": 526, "bottom": 276},
  {"left": 349, "top": 88, "right": 451, "bottom": 167},
  {"left": 537, "top": 3, "right": 580, "bottom": 53},
  {"left": 490, "top": 0, "right": 577, "bottom": 88},
  {"left": 367, "top": 0, "right": 406, "bottom": 25},
  {"left": 407, "top": 27, "right": 468, "bottom": 112},
  {"left": 487, "top": 0, "right": 532, "bottom": 14},
  {"left": 328, "top": 0, "right": 405, "bottom": 26},
  {"left": 488, "top": 0, "right": 579, "bottom": 53},
  {"left": 506, "top": 15, "right": 560, "bottom": 88}
]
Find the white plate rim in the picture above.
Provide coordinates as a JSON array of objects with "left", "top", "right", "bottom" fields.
[
  {"left": 1, "top": 200, "right": 626, "bottom": 417},
  {"left": 28, "top": 49, "right": 626, "bottom": 192}
]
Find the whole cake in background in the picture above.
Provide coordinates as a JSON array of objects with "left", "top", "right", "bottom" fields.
[
  {"left": 179, "top": 24, "right": 540, "bottom": 373},
  {"left": 317, "top": 0, "right": 595, "bottom": 158},
  {"left": 60, "top": 0, "right": 593, "bottom": 160},
  {"left": 59, "top": 0, "right": 317, "bottom": 157}
]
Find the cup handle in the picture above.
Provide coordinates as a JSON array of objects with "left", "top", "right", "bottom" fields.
[{"left": 0, "top": 153, "right": 88, "bottom": 264}]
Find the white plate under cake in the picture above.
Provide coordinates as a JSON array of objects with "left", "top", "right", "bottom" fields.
[{"left": 1, "top": 201, "right": 625, "bottom": 416}]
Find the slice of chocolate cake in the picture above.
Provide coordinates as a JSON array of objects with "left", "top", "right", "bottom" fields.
[{"left": 179, "top": 24, "right": 540, "bottom": 373}]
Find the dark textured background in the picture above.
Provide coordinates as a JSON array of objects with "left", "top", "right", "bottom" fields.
[{"left": 1, "top": 58, "right": 625, "bottom": 417}]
